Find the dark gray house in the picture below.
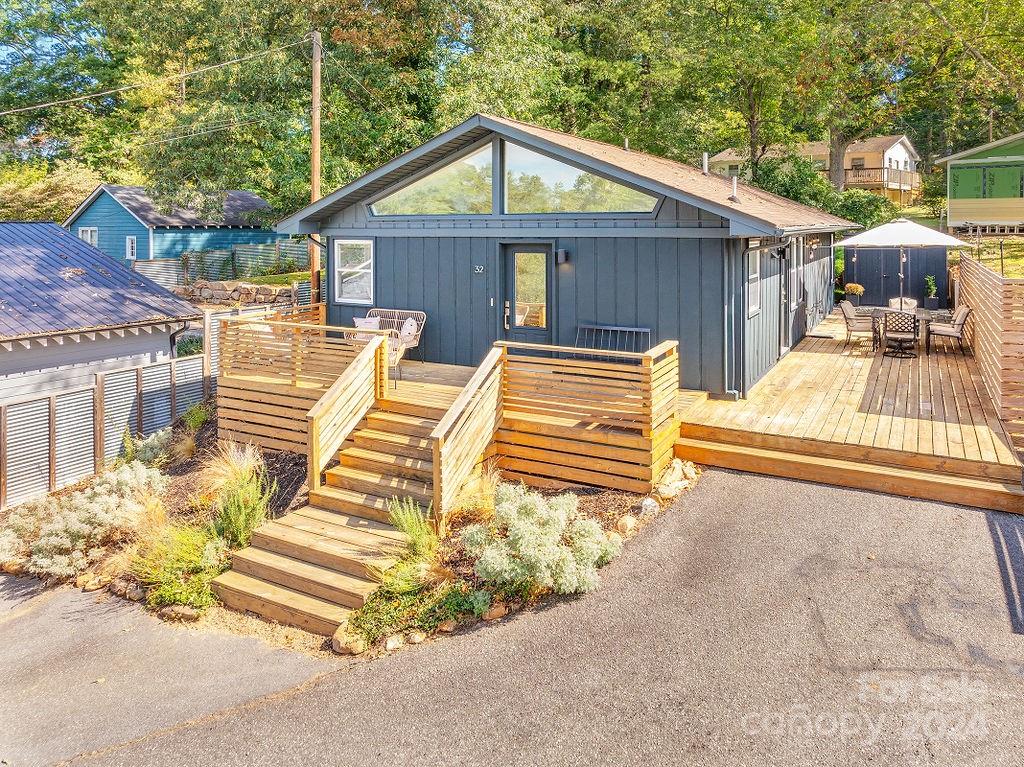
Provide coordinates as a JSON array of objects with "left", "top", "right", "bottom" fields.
[{"left": 278, "top": 115, "right": 855, "bottom": 398}]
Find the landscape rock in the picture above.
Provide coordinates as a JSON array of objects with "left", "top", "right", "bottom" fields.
[
  {"left": 437, "top": 619, "right": 457, "bottom": 633},
  {"left": 616, "top": 514, "right": 638, "bottom": 537},
  {"left": 108, "top": 577, "right": 130, "bottom": 597},
  {"left": 157, "top": 605, "right": 200, "bottom": 622},
  {"left": 640, "top": 497, "right": 660, "bottom": 515},
  {"left": 331, "top": 628, "right": 367, "bottom": 655},
  {"left": 82, "top": 576, "right": 111, "bottom": 592},
  {"left": 407, "top": 629, "right": 427, "bottom": 645},
  {"left": 482, "top": 602, "right": 508, "bottom": 621},
  {"left": 605, "top": 530, "right": 624, "bottom": 548},
  {"left": 1, "top": 559, "right": 27, "bottom": 575},
  {"left": 681, "top": 461, "right": 699, "bottom": 481},
  {"left": 384, "top": 634, "right": 405, "bottom": 652},
  {"left": 75, "top": 573, "right": 92, "bottom": 589},
  {"left": 125, "top": 583, "right": 146, "bottom": 602}
]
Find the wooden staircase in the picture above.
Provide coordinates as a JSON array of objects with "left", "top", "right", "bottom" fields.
[{"left": 212, "top": 400, "right": 443, "bottom": 635}]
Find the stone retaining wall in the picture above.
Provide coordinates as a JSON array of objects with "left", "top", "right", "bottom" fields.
[{"left": 172, "top": 280, "right": 294, "bottom": 306}]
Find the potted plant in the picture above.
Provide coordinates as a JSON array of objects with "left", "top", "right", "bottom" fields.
[
  {"left": 924, "top": 275, "right": 939, "bottom": 309},
  {"left": 844, "top": 283, "right": 865, "bottom": 306}
]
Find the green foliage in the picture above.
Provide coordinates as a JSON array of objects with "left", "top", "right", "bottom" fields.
[
  {"left": 0, "top": 161, "right": 105, "bottom": 222},
  {"left": 460, "top": 483, "right": 622, "bottom": 595},
  {"left": 388, "top": 497, "right": 437, "bottom": 560},
  {"left": 925, "top": 275, "right": 938, "bottom": 299},
  {"left": 132, "top": 524, "right": 227, "bottom": 610},
  {"left": 829, "top": 189, "right": 900, "bottom": 229},
  {"left": 175, "top": 335, "right": 203, "bottom": 357},
  {"left": 129, "top": 428, "right": 174, "bottom": 468},
  {"left": 210, "top": 456, "right": 275, "bottom": 549},
  {"left": 349, "top": 579, "right": 490, "bottom": 644},
  {"left": 180, "top": 402, "right": 211, "bottom": 432},
  {"left": 0, "top": 462, "right": 166, "bottom": 579},
  {"left": 920, "top": 173, "right": 948, "bottom": 221}
]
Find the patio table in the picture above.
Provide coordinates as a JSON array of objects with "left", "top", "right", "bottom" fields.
[{"left": 868, "top": 307, "right": 952, "bottom": 356}]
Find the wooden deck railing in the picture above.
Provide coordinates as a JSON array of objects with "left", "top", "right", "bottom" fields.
[
  {"left": 429, "top": 339, "right": 681, "bottom": 524},
  {"left": 216, "top": 316, "right": 390, "bottom": 453},
  {"left": 430, "top": 346, "right": 505, "bottom": 530},
  {"left": 306, "top": 336, "right": 386, "bottom": 490}
]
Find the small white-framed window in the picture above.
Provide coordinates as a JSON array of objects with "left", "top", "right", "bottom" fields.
[
  {"left": 334, "top": 239, "right": 374, "bottom": 305},
  {"left": 125, "top": 235, "right": 137, "bottom": 260},
  {"left": 747, "top": 249, "right": 761, "bottom": 317},
  {"left": 78, "top": 227, "right": 98, "bottom": 247}
]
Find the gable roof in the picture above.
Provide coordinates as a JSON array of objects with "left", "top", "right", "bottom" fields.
[
  {"left": 277, "top": 114, "right": 857, "bottom": 237},
  {"left": 65, "top": 185, "right": 272, "bottom": 228},
  {"left": 710, "top": 135, "right": 918, "bottom": 165},
  {"left": 0, "top": 222, "right": 200, "bottom": 342},
  {"left": 935, "top": 130, "right": 1024, "bottom": 164}
]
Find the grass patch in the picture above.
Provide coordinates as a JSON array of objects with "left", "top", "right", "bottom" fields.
[
  {"left": 972, "top": 236, "right": 1024, "bottom": 278},
  {"left": 243, "top": 270, "right": 310, "bottom": 286}
]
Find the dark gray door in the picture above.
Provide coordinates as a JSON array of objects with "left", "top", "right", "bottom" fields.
[{"left": 503, "top": 245, "right": 552, "bottom": 344}]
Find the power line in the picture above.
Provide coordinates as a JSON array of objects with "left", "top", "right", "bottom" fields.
[
  {"left": 322, "top": 49, "right": 390, "bottom": 112},
  {"left": 132, "top": 112, "right": 291, "bottom": 148},
  {"left": 0, "top": 36, "right": 311, "bottom": 118}
]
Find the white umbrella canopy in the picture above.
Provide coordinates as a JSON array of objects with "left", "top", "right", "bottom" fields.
[{"left": 834, "top": 218, "right": 973, "bottom": 249}]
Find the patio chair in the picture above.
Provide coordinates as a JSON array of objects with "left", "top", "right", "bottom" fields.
[
  {"left": 888, "top": 296, "right": 918, "bottom": 311},
  {"left": 927, "top": 305, "right": 972, "bottom": 355},
  {"left": 366, "top": 309, "right": 427, "bottom": 361},
  {"left": 882, "top": 310, "right": 918, "bottom": 358},
  {"left": 839, "top": 300, "right": 875, "bottom": 347}
]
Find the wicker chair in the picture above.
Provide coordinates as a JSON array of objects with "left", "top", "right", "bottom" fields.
[
  {"left": 366, "top": 309, "right": 427, "bottom": 360},
  {"left": 928, "top": 305, "right": 971, "bottom": 355},
  {"left": 839, "top": 300, "right": 874, "bottom": 347},
  {"left": 882, "top": 311, "right": 918, "bottom": 358}
]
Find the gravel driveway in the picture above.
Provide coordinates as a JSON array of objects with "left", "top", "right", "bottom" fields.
[{"left": 5, "top": 468, "right": 1024, "bottom": 766}]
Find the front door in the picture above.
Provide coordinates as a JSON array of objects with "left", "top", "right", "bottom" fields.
[{"left": 502, "top": 245, "right": 552, "bottom": 345}]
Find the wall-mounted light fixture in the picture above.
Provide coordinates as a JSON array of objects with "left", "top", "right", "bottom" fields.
[{"left": 556, "top": 248, "right": 569, "bottom": 265}]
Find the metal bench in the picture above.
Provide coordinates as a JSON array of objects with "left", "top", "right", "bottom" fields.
[{"left": 574, "top": 323, "right": 652, "bottom": 358}]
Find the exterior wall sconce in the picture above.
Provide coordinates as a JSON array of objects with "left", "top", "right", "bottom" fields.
[{"left": 556, "top": 248, "right": 569, "bottom": 265}]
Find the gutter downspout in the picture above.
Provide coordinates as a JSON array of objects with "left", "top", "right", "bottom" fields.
[{"left": 169, "top": 322, "right": 188, "bottom": 358}]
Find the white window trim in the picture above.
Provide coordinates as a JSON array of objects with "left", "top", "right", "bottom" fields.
[
  {"left": 125, "top": 235, "right": 137, "bottom": 260},
  {"left": 334, "top": 239, "right": 374, "bottom": 306},
  {"left": 78, "top": 226, "right": 98, "bottom": 247},
  {"left": 747, "top": 250, "right": 761, "bottom": 318}
]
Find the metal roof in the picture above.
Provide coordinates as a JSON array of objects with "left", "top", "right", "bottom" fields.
[
  {"left": 65, "top": 185, "right": 272, "bottom": 228},
  {"left": 277, "top": 114, "right": 857, "bottom": 236},
  {"left": 0, "top": 222, "right": 201, "bottom": 341}
]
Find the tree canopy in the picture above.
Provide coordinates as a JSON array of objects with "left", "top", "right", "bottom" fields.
[{"left": 1, "top": 0, "right": 1021, "bottom": 222}]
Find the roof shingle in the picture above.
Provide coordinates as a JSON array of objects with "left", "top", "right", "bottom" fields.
[{"left": 83, "top": 185, "right": 271, "bottom": 228}]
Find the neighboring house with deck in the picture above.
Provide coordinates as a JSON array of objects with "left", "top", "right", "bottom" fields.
[
  {"left": 63, "top": 184, "right": 283, "bottom": 267},
  {"left": 936, "top": 131, "right": 1024, "bottom": 233},
  {"left": 0, "top": 222, "right": 201, "bottom": 398},
  {"left": 277, "top": 113, "right": 856, "bottom": 400},
  {"left": 710, "top": 135, "right": 922, "bottom": 204}
]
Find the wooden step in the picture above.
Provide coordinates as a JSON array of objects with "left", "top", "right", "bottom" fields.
[
  {"left": 211, "top": 570, "right": 351, "bottom": 636},
  {"left": 250, "top": 521, "right": 396, "bottom": 579},
  {"left": 351, "top": 428, "right": 433, "bottom": 459},
  {"left": 678, "top": 422, "right": 1022, "bottom": 483},
  {"left": 338, "top": 445, "right": 434, "bottom": 481},
  {"left": 289, "top": 504, "right": 409, "bottom": 544},
  {"left": 378, "top": 398, "right": 449, "bottom": 420},
  {"left": 364, "top": 411, "right": 438, "bottom": 438},
  {"left": 230, "top": 548, "right": 377, "bottom": 609},
  {"left": 274, "top": 511, "right": 408, "bottom": 555},
  {"left": 324, "top": 466, "right": 433, "bottom": 505},
  {"left": 308, "top": 485, "right": 396, "bottom": 524},
  {"left": 674, "top": 437, "right": 1024, "bottom": 514}
]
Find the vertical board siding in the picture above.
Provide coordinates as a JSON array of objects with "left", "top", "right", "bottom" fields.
[
  {"left": 54, "top": 389, "right": 95, "bottom": 490},
  {"left": 843, "top": 246, "right": 949, "bottom": 307},
  {"left": 153, "top": 228, "right": 283, "bottom": 261},
  {"left": 327, "top": 235, "right": 730, "bottom": 392},
  {"left": 66, "top": 190, "right": 151, "bottom": 262},
  {"left": 5, "top": 399, "right": 50, "bottom": 506}
]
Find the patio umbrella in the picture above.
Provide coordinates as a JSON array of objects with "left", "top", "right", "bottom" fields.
[{"left": 833, "top": 218, "right": 973, "bottom": 303}]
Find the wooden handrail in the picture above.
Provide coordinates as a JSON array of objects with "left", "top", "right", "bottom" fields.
[
  {"left": 644, "top": 340, "right": 679, "bottom": 362},
  {"left": 430, "top": 346, "right": 504, "bottom": 441},
  {"left": 495, "top": 340, "right": 646, "bottom": 360},
  {"left": 220, "top": 315, "right": 392, "bottom": 335},
  {"left": 307, "top": 337, "right": 382, "bottom": 419}
]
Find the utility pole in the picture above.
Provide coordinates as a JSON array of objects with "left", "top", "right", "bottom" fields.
[{"left": 309, "top": 30, "right": 322, "bottom": 303}]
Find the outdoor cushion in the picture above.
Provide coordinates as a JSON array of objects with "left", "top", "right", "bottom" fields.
[
  {"left": 399, "top": 316, "right": 419, "bottom": 345},
  {"left": 929, "top": 322, "right": 959, "bottom": 337},
  {"left": 353, "top": 315, "right": 381, "bottom": 341}
]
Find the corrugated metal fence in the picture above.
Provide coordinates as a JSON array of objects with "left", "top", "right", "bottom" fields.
[
  {"left": 0, "top": 355, "right": 207, "bottom": 508},
  {"left": 135, "top": 240, "right": 311, "bottom": 287}
]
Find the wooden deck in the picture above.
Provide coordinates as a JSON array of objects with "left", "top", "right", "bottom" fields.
[
  {"left": 676, "top": 313, "right": 1024, "bottom": 513},
  {"left": 384, "top": 361, "right": 475, "bottom": 414}
]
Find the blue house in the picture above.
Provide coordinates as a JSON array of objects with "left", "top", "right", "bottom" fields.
[{"left": 64, "top": 185, "right": 283, "bottom": 264}]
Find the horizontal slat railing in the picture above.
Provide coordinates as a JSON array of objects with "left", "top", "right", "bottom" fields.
[
  {"left": 430, "top": 346, "right": 505, "bottom": 529},
  {"left": 306, "top": 336, "right": 385, "bottom": 490}
]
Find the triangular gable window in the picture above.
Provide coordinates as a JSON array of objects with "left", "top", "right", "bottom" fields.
[
  {"left": 504, "top": 143, "right": 658, "bottom": 214},
  {"left": 371, "top": 145, "right": 492, "bottom": 215}
]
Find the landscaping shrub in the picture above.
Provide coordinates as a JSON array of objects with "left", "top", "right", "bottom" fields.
[
  {"left": 349, "top": 579, "right": 491, "bottom": 644},
  {"left": 199, "top": 441, "right": 263, "bottom": 502},
  {"left": 180, "top": 402, "right": 211, "bottom": 432},
  {"left": 211, "top": 467, "right": 275, "bottom": 548},
  {"left": 0, "top": 462, "right": 166, "bottom": 579},
  {"left": 460, "top": 483, "right": 622, "bottom": 595},
  {"left": 130, "top": 428, "right": 174, "bottom": 467},
  {"left": 175, "top": 335, "right": 203, "bottom": 357},
  {"left": 389, "top": 497, "right": 437, "bottom": 559},
  {"left": 132, "top": 523, "right": 227, "bottom": 610}
]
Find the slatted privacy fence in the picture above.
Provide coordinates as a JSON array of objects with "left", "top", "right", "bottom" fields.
[
  {"left": 0, "top": 355, "right": 208, "bottom": 509},
  {"left": 959, "top": 257, "right": 1024, "bottom": 426},
  {"left": 431, "top": 346, "right": 506, "bottom": 525},
  {"left": 215, "top": 315, "right": 391, "bottom": 454}
]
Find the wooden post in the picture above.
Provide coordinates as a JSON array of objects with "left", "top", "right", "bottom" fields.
[
  {"left": 308, "top": 30, "right": 323, "bottom": 303},
  {"left": 375, "top": 336, "right": 389, "bottom": 399},
  {"left": 432, "top": 436, "right": 444, "bottom": 535},
  {"left": 94, "top": 373, "right": 105, "bottom": 472},
  {"left": 307, "top": 417, "right": 321, "bottom": 491},
  {"left": 202, "top": 310, "right": 212, "bottom": 397},
  {"left": 48, "top": 395, "right": 56, "bottom": 492}
]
